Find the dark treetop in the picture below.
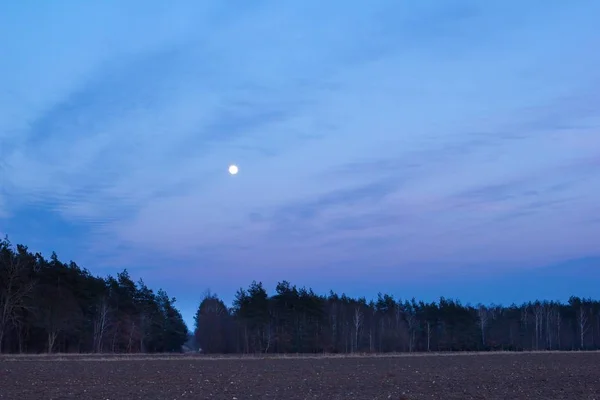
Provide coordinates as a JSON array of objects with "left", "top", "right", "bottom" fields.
[
  {"left": 0, "top": 237, "right": 187, "bottom": 354},
  {"left": 194, "top": 281, "right": 599, "bottom": 354}
]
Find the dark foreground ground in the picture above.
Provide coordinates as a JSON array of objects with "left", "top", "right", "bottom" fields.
[{"left": 1, "top": 352, "right": 599, "bottom": 399}]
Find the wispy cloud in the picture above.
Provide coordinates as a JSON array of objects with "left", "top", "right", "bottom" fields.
[{"left": 1, "top": 0, "right": 599, "bottom": 310}]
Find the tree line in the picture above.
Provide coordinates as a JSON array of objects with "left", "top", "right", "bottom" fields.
[
  {"left": 0, "top": 237, "right": 188, "bottom": 353},
  {"left": 3, "top": 236, "right": 599, "bottom": 355},
  {"left": 194, "top": 280, "right": 600, "bottom": 354}
]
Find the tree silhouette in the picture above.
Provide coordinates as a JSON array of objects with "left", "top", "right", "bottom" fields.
[
  {"left": 2, "top": 235, "right": 599, "bottom": 354},
  {"left": 197, "top": 282, "right": 600, "bottom": 353},
  {"left": 0, "top": 237, "right": 188, "bottom": 354}
]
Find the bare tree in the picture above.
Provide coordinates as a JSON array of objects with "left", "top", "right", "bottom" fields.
[
  {"left": 364, "top": 305, "right": 375, "bottom": 353},
  {"left": 263, "top": 320, "right": 272, "bottom": 353},
  {"left": 555, "top": 308, "right": 562, "bottom": 349},
  {"left": 578, "top": 305, "right": 590, "bottom": 349},
  {"left": 477, "top": 305, "right": 489, "bottom": 347},
  {"left": 11, "top": 313, "right": 27, "bottom": 353},
  {"left": 353, "top": 306, "right": 363, "bottom": 352},
  {"left": 38, "top": 278, "right": 81, "bottom": 353},
  {"left": 520, "top": 305, "right": 530, "bottom": 349},
  {"left": 126, "top": 319, "right": 139, "bottom": 353},
  {"left": 394, "top": 303, "right": 405, "bottom": 351},
  {"left": 404, "top": 308, "right": 417, "bottom": 352},
  {"left": 533, "top": 303, "right": 544, "bottom": 350},
  {"left": 329, "top": 302, "right": 338, "bottom": 351},
  {"left": 93, "top": 297, "right": 110, "bottom": 353},
  {"left": 425, "top": 321, "right": 432, "bottom": 352},
  {"left": 0, "top": 246, "right": 36, "bottom": 353},
  {"left": 544, "top": 304, "right": 553, "bottom": 349}
]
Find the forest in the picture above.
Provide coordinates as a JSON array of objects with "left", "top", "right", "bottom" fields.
[
  {"left": 0, "top": 237, "right": 188, "bottom": 353},
  {"left": 194, "top": 281, "right": 600, "bottom": 354},
  {"left": 1, "top": 236, "right": 599, "bottom": 354}
]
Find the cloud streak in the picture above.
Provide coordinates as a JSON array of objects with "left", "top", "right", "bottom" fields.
[{"left": 1, "top": 0, "right": 600, "bottom": 326}]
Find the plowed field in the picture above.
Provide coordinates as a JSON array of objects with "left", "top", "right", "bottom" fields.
[{"left": 1, "top": 352, "right": 598, "bottom": 399}]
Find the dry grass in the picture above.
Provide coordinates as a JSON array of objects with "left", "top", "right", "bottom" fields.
[{"left": 1, "top": 349, "right": 598, "bottom": 362}]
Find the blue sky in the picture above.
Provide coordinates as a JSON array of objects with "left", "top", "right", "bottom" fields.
[{"left": 1, "top": 0, "right": 599, "bottom": 328}]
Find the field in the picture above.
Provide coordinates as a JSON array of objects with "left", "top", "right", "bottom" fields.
[{"left": 1, "top": 352, "right": 599, "bottom": 399}]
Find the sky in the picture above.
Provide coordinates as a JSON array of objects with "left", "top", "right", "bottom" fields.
[{"left": 1, "top": 0, "right": 599, "bottom": 329}]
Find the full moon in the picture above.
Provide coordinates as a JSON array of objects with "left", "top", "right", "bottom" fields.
[{"left": 228, "top": 164, "right": 239, "bottom": 175}]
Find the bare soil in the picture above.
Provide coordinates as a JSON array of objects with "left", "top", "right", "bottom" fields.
[{"left": 0, "top": 352, "right": 598, "bottom": 399}]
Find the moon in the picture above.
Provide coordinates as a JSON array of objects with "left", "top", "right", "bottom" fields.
[{"left": 228, "top": 164, "right": 239, "bottom": 175}]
